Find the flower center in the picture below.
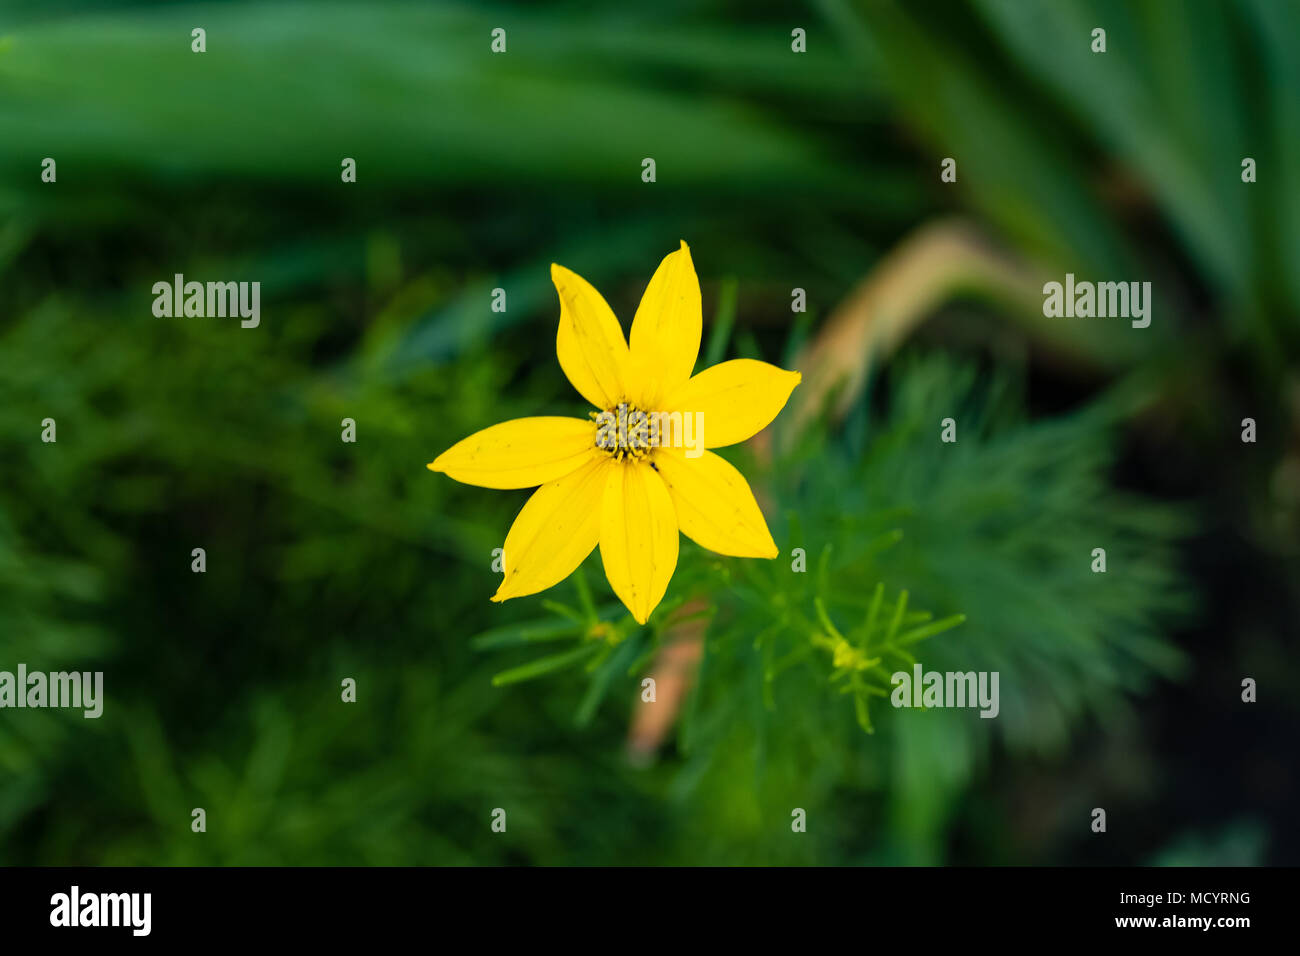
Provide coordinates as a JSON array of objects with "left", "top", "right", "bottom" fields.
[{"left": 592, "top": 402, "right": 656, "bottom": 461}]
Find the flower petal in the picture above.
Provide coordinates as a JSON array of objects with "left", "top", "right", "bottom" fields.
[
  {"left": 599, "top": 461, "right": 679, "bottom": 625},
  {"left": 492, "top": 456, "right": 611, "bottom": 602},
  {"left": 552, "top": 263, "right": 630, "bottom": 410},
  {"left": 629, "top": 240, "right": 701, "bottom": 405},
  {"left": 428, "top": 417, "right": 599, "bottom": 489},
  {"left": 663, "top": 359, "right": 801, "bottom": 448},
  {"left": 654, "top": 448, "right": 777, "bottom": 558}
]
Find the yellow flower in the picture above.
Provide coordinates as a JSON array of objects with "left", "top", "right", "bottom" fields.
[{"left": 428, "top": 241, "right": 801, "bottom": 625}]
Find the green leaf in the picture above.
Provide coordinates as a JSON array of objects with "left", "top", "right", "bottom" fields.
[{"left": 489, "top": 643, "right": 602, "bottom": 686}]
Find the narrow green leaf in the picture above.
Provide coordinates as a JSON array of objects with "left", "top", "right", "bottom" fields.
[
  {"left": 490, "top": 643, "right": 601, "bottom": 686},
  {"left": 470, "top": 619, "right": 582, "bottom": 650},
  {"left": 896, "top": 614, "right": 968, "bottom": 647},
  {"left": 703, "top": 276, "right": 738, "bottom": 367}
]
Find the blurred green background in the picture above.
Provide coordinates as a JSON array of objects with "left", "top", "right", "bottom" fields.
[{"left": 1, "top": 0, "right": 1297, "bottom": 865}]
